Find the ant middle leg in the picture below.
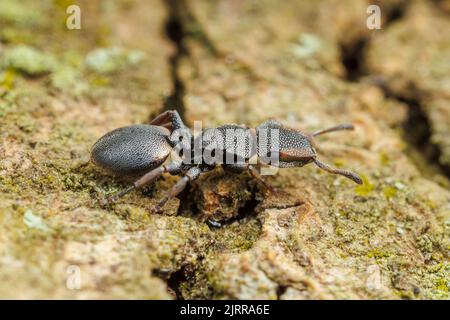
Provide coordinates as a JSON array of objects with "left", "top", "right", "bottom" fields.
[{"left": 155, "top": 166, "right": 203, "bottom": 212}]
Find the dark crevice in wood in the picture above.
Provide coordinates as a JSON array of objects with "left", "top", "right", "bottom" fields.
[
  {"left": 340, "top": 37, "right": 369, "bottom": 81},
  {"left": 339, "top": 1, "right": 408, "bottom": 81},
  {"left": 276, "top": 285, "right": 288, "bottom": 299},
  {"left": 162, "top": 0, "right": 219, "bottom": 123},
  {"left": 162, "top": 0, "right": 189, "bottom": 121},
  {"left": 339, "top": 1, "right": 448, "bottom": 177},
  {"left": 153, "top": 266, "right": 187, "bottom": 300},
  {"left": 382, "top": 89, "right": 449, "bottom": 178}
]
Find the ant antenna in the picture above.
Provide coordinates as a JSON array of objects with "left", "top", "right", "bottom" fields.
[
  {"left": 314, "top": 158, "right": 362, "bottom": 184},
  {"left": 312, "top": 124, "right": 354, "bottom": 137}
]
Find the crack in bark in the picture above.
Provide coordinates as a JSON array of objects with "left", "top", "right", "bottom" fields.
[
  {"left": 340, "top": 38, "right": 369, "bottom": 81},
  {"left": 162, "top": 0, "right": 189, "bottom": 120},
  {"left": 339, "top": 1, "right": 448, "bottom": 178},
  {"left": 381, "top": 88, "right": 450, "bottom": 178},
  {"left": 166, "top": 266, "right": 187, "bottom": 300},
  {"left": 275, "top": 285, "right": 288, "bottom": 299},
  {"left": 162, "top": 0, "right": 221, "bottom": 124},
  {"left": 153, "top": 266, "right": 187, "bottom": 300},
  {"left": 339, "top": 1, "right": 408, "bottom": 81}
]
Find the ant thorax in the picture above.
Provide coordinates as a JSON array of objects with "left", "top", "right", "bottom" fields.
[{"left": 168, "top": 124, "right": 280, "bottom": 168}]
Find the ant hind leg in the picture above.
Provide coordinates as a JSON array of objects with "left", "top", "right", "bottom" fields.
[{"left": 102, "top": 162, "right": 182, "bottom": 205}]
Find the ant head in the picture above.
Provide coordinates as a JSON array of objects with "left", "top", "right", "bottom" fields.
[
  {"left": 256, "top": 120, "right": 316, "bottom": 168},
  {"left": 256, "top": 120, "right": 362, "bottom": 184}
]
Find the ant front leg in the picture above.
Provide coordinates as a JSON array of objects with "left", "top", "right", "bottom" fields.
[
  {"left": 248, "top": 164, "right": 277, "bottom": 194},
  {"left": 155, "top": 166, "right": 203, "bottom": 212},
  {"left": 103, "top": 162, "right": 182, "bottom": 205},
  {"left": 150, "top": 110, "right": 193, "bottom": 152}
]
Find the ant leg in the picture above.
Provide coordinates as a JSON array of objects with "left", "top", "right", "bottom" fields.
[
  {"left": 104, "top": 162, "right": 182, "bottom": 204},
  {"left": 225, "top": 163, "right": 276, "bottom": 193},
  {"left": 149, "top": 110, "right": 186, "bottom": 131},
  {"left": 313, "top": 158, "right": 362, "bottom": 184},
  {"left": 150, "top": 110, "right": 193, "bottom": 151},
  {"left": 248, "top": 165, "right": 276, "bottom": 193},
  {"left": 155, "top": 166, "right": 202, "bottom": 212}
]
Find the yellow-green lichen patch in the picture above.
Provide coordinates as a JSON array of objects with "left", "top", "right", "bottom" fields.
[
  {"left": 2, "top": 45, "right": 57, "bottom": 76},
  {"left": 379, "top": 152, "right": 390, "bottom": 166},
  {"left": 50, "top": 66, "right": 88, "bottom": 94},
  {"left": 354, "top": 174, "right": 375, "bottom": 197},
  {"left": 416, "top": 234, "right": 434, "bottom": 255},
  {"left": 0, "top": 0, "right": 45, "bottom": 27},
  {"left": 367, "top": 248, "right": 391, "bottom": 260},
  {"left": 211, "top": 218, "right": 263, "bottom": 252},
  {"left": 0, "top": 69, "right": 15, "bottom": 94},
  {"left": 435, "top": 278, "right": 449, "bottom": 293},
  {"left": 383, "top": 186, "right": 397, "bottom": 199}
]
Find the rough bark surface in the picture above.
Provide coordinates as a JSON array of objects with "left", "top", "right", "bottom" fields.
[{"left": 0, "top": 0, "right": 448, "bottom": 299}]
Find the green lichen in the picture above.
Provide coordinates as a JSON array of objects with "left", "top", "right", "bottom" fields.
[
  {"left": 0, "top": 69, "right": 15, "bottom": 95},
  {"left": 23, "top": 209, "right": 52, "bottom": 233},
  {"left": 85, "top": 47, "right": 145, "bottom": 74},
  {"left": 354, "top": 174, "right": 375, "bottom": 196},
  {"left": 213, "top": 219, "right": 263, "bottom": 252},
  {"left": 435, "top": 278, "right": 449, "bottom": 292},
  {"left": 367, "top": 248, "right": 391, "bottom": 259},
  {"left": 379, "top": 152, "right": 390, "bottom": 166},
  {"left": 50, "top": 66, "right": 88, "bottom": 94},
  {"left": 291, "top": 33, "right": 322, "bottom": 59},
  {"left": 417, "top": 234, "right": 433, "bottom": 254},
  {"left": 0, "top": 0, "right": 44, "bottom": 27},
  {"left": 2, "top": 45, "right": 56, "bottom": 76},
  {"left": 333, "top": 158, "right": 346, "bottom": 168},
  {"left": 0, "top": 27, "right": 33, "bottom": 44},
  {"left": 383, "top": 186, "right": 397, "bottom": 199}
]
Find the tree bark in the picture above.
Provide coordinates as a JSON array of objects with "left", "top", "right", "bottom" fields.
[{"left": 0, "top": 0, "right": 448, "bottom": 299}]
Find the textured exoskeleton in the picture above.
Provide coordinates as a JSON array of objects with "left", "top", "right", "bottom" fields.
[{"left": 91, "top": 110, "right": 362, "bottom": 212}]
